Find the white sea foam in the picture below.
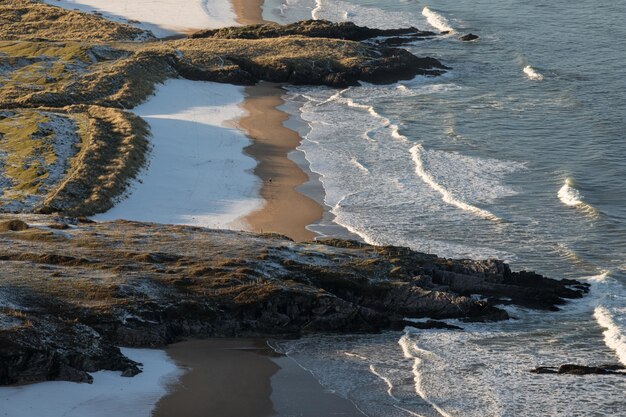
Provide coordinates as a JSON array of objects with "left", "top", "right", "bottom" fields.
[
  {"left": 399, "top": 334, "right": 452, "bottom": 417},
  {"left": 291, "top": 84, "right": 521, "bottom": 259},
  {"left": 311, "top": 0, "right": 422, "bottom": 29},
  {"left": 594, "top": 306, "right": 626, "bottom": 366},
  {"left": 422, "top": 7, "right": 454, "bottom": 34},
  {"left": 350, "top": 157, "right": 370, "bottom": 174},
  {"left": 410, "top": 145, "right": 501, "bottom": 222},
  {"left": 523, "top": 65, "right": 544, "bottom": 81},
  {"left": 558, "top": 177, "right": 597, "bottom": 216},
  {"left": 585, "top": 271, "right": 626, "bottom": 366}
]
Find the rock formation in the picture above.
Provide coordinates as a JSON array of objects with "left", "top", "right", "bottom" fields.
[{"left": 0, "top": 215, "right": 589, "bottom": 385}]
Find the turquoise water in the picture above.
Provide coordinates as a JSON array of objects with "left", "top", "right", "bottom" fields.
[{"left": 264, "top": 1, "right": 626, "bottom": 415}]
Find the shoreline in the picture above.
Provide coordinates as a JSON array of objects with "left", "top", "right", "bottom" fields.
[
  {"left": 239, "top": 83, "right": 324, "bottom": 242},
  {"left": 153, "top": 339, "right": 366, "bottom": 417},
  {"left": 231, "top": 0, "right": 269, "bottom": 25}
]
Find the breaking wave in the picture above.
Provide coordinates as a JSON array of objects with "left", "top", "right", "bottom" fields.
[
  {"left": 410, "top": 144, "right": 501, "bottom": 222},
  {"left": 523, "top": 65, "right": 544, "bottom": 81},
  {"left": 422, "top": 7, "right": 454, "bottom": 33}
]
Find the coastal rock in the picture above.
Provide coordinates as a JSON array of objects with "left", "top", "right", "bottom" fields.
[
  {"left": 404, "top": 320, "right": 463, "bottom": 330},
  {"left": 0, "top": 215, "right": 589, "bottom": 385},
  {"left": 531, "top": 364, "right": 626, "bottom": 376},
  {"left": 459, "top": 33, "right": 479, "bottom": 41},
  {"left": 190, "top": 20, "right": 437, "bottom": 42}
]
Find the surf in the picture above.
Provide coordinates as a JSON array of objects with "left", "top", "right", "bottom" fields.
[
  {"left": 422, "top": 7, "right": 454, "bottom": 33},
  {"left": 410, "top": 144, "right": 501, "bottom": 222},
  {"left": 558, "top": 177, "right": 598, "bottom": 217},
  {"left": 523, "top": 65, "right": 544, "bottom": 81}
]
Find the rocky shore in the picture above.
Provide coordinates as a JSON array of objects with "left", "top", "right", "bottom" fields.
[
  {"left": 0, "top": 215, "right": 589, "bottom": 385},
  {"left": 0, "top": 0, "right": 597, "bottom": 389}
]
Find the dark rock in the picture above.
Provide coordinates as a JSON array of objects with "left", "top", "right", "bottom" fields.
[
  {"left": 191, "top": 20, "right": 437, "bottom": 42},
  {"left": 46, "top": 223, "right": 70, "bottom": 230},
  {"left": 558, "top": 364, "right": 625, "bottom": 375},
  {"left": 0, "top": 215, "right": 589, "bottom": 385},
  {"left": 376, "top": 35, "right": 430, "bottom": 46},
  {"left": 530, "top": 366, "right": 558, "bottom": 374},
  {"left": 530, "top": 364, "right": 626, "bottom": 376},
  {"left": 0, "top": 219, "right": 29, "bottom": 232},
  {"left": 405, "top": 320, "right": 463, "bottom": 330},
  {"left": 459, "top": 33, "right": 479, "bottom": 42}
]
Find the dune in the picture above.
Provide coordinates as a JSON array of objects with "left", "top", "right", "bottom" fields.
[
  {"left": 92, "top": 79, "right": 262, "bottom": 229},
  {"left": 43, "top": 0, "right": 239, "bottom": 37}
]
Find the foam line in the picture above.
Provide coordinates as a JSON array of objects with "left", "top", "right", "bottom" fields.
[
  {"left": 594, "top": 306, "right": 626, "bottom": 366},
  {"left": 410, "top": 145, "right": 501, "bottom": 221}
]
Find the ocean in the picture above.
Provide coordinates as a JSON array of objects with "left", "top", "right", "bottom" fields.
[{"left": 264, "top": 0, "right": 626, "bottom": 415}]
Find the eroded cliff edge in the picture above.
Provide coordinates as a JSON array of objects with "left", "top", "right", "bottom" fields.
[{"left": 0, "top": 216, "right": 589, "bottom": 385}]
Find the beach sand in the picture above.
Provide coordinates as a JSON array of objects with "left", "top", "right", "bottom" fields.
[
  {"left": 240, "top": 83, "right": 324, "bottom": 242},
  {"left": 232, "top": 0, "right": 269, "bottom": 25},
  {"left": 153, "top": 339, "right": 366, "bottom": 417}
]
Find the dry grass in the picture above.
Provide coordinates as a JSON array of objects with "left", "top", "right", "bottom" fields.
[
  {"left": 0, "top": 0, "right": 151, "bottom": 42},
  {"left": 41, "top": 106, "right": 150, "bottom": 216},
  {"left": 0, "top": 0, "right": 441, "bottom": 217}
]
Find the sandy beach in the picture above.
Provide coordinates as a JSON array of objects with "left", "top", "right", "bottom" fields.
[
  {"left": 232, "top": 0, "right": 268, "bottom": 25},
  {"left": 43, "top": 0, "right": 238, "bottom": 38},
  {"left": 240, "top": 83, "right": 324, "bottom": 242},
  {"left": 153, "top": 339, "right": 366, "bottom": 417},
  {"left": 92, "top": 79, "right": 262, "bottom": 229}
]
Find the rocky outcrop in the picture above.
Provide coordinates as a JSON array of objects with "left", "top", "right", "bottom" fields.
[
  {"left": 0, "top": 215, "right": 589, "bottom": 385},
  {"left": 459, "top": 33, "right": 479, "bottom": 42},
  {"left": 531, "top": 364, "right": 625, "bottom": 376},
  {"left": 191, "top": 20, "right": 437, "bottom": 42}
]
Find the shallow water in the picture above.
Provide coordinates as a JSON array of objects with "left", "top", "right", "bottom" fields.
[{"left": 264, "top": 0, "right": 626, "bottom": 415}]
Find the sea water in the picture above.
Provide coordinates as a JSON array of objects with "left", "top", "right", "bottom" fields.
[{"left": 263, "top": 0, "right": 626, "bottom": 415}]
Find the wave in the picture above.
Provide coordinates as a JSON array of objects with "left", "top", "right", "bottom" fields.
[
  {"left": 350, "top": 157, "right": 370, "bottom": 174},
  {"left": 523, "top": 65, "right": 544, "bottom": 81},
  {"left": 594, "top": 306, "right": 626, "bottom": 366},
  {"left": 312, "top": 0, "right": 421, "bottom": 29},
  {"left": 327, "top": 89, "right": 408, "bottom": 143},
  {"left": 312, "top": 0, "right": 323, "bottom": 20},
  {"left": 399, "top": 334, "right": 453, "bottom": 417},
  {"left": 558, "top": 178, "right": 598, "bottom": 216},
  {"left": 422, "top": 7, "right": 454, "bottom": 33},
  {"left": 586, "top": 271, "right": 626, "bottom": 367},
  {"left": 410, "top": 145, "right": 501, "bottom": 222}
]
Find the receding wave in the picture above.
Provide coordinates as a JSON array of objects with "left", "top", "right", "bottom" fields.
[
  {"left": 327, "top": 89, "right": 409, "bottom": 143},
  {"left": 558, "top": 178, "right": 597, "bottom": 216},
  {"left": 312, "top": 0, "right": 323, "bottom": 20},
  {"left": 594, "top": 306, "right": 626, "bottom": 366},
  {"left": 399, "top": 334, "right": 453, "bottom": 417},
  {"left": 523, "top": 65, "right": 544, "bottom": 81},
  {"left": 422, "top": 7, "right": 454, "bottom": 33},
  {"left": 410, "top": 144, "right": 501, "bottom": 222}
]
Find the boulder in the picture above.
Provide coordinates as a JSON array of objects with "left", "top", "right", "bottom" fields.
[{"left": 459, "top": 33, "right": 479, "bottom": 41}]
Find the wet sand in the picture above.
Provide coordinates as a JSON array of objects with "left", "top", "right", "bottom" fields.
[
  {"left": 153, "top": 340, "right": 279, "bottom": 417},
  {"left": 152, "top": 339, "right": 366, "bottom": 417},
  {"left": 231, "top": 0, "right": 269, "bottom": 25},
  {"left": 240, "top": 82, "right": 324, "bottom": 242}
]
